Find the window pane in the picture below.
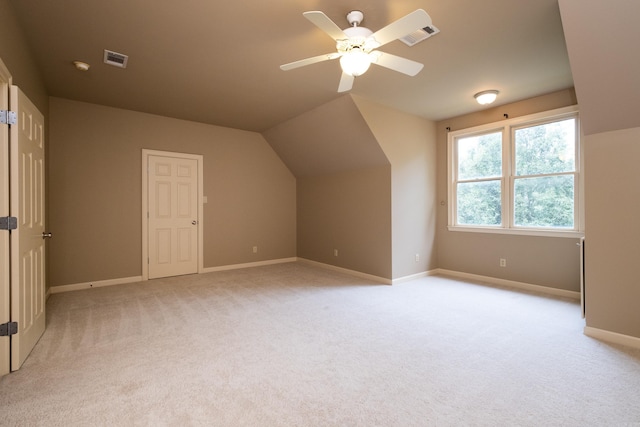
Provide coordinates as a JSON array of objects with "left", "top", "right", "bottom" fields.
[
  {"left": 514, "top": 175, "right": 574, "bottom": 228},
  {"left": 457, "top": 180, "right": 501, "bottom": 226},
  {"left": 457, "top": 132, "right": 502, "bottom": 180},
  {"left": 514, "top": 118, "right": 576, "bottom": 176}
]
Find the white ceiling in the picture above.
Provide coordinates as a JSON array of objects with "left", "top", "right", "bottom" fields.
[{"left": 9, "top": 0, "right": 574, "bottom": 132}]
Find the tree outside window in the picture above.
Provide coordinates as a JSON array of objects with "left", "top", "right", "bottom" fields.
[{"left": 513, "top": 118, "right": 576, "bottom": 228}]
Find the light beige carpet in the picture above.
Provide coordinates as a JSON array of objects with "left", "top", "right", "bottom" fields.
[{"left": 1, "top": 262, "right": 640, "bottom": 426}]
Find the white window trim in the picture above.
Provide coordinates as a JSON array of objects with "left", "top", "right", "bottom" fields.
[{"left": 447, "top": 105, "right": 584, "bottom": 238}]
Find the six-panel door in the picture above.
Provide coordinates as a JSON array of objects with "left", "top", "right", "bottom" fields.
[
  {"left": 10, "top": 85, "right": 46, "bottom": 371},
  {"left": 148, "top": 155, "right": 198, "bottom": 279}
]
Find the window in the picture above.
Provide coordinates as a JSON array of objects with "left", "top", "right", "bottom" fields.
[{"left": 448, "top": 106, "right": 582, "bottom": 237}]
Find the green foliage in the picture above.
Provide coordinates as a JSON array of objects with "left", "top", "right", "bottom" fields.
[
  {"left": 457, "top": 132, "right": 502, "bottom": 180},
  {"left": 514, "top": 176, "right": 574, "bottom": 228},
  {"left": 457, "top": 180, "right": 501, "bottom": 226},
  {"left": 515, "top": 119, "right": 575, "bottom": 176}
]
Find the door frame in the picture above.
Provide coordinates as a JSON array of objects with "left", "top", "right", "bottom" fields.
[
  {"left": 0, "top": 58, "right": 12, "bottom": 377},
  {"left": 141, "top": 149, "right": 203, "bottom": 280}
]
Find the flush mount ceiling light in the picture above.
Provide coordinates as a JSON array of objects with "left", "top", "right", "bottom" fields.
[
  {"left": 474, "top": 90, "right": 499, "bottom": 105},
  {"left": 73, "top": 61, "right": 90, "bottom": 71}
]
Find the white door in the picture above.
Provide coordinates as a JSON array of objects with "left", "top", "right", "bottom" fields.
[
  {"left": 147, "top": 154, "right": 199, "bottom": 279},
  {"left": 0, "top": 60, "right": 11, "bottom": 376},
  {"left": 10, "top": 85, "right": 46, "bottom": 371}
]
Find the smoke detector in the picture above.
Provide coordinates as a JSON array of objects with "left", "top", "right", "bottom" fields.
[
  {"left": 400, "top": 25, "right": 440, "bottom": 46},
  {"left": 103, "top": 49, "right": 129, "bottom": 68}
]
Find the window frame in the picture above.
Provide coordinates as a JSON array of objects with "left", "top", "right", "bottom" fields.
[{"left": 447, "top": 106, "right": 583, "bottom": 238}]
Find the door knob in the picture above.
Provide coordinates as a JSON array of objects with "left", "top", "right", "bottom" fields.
[
  {"left": 42, "top": 232, "right": 52, "bottom": 239},
  {"left": 192, "top": 220, "right": 197, "bottom": 225}
]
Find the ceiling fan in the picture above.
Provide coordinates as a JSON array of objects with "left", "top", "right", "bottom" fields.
[{"left": 280, "top": 9, "right": 434, "bottom": 92}]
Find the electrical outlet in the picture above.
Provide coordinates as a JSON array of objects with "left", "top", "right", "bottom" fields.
[
  {"left": 253, "top": 246, "right": 258, "bottom": 253},
  {"left": 500, "top": 258, "right": 507, "bottom": 267},
  {"left": 334, "top": 249, "right": 338, "bottom": 257},
  {"left": 415, "top": 253, "right": 420, "bottom": 262}
]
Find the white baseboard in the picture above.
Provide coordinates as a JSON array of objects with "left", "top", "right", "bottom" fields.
[
  {"left": 584, "top": 326, "right": 640, "bottom": 350},
  {"left": 47, "top": 262, "right": 581, "bottom": 303},
  {"left": 297, "top": 258, "right": 392, "bottom": 285},
  {"left": 201, "top": 257, "right": 297, "bottom": 273},
  {"left": 391, "top": 270, "right": 439, "bottom": 285},
  {"left": 50, "top": 257, "right": 299, "bottom": 294},
  {"left": 434, "top": 268, "right": 581, "bottom": 300},
  {"left": 50, "top": 276, "right": 143, "bottom": 294}
]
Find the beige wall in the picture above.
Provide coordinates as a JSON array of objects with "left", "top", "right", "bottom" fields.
[
  {"left": 436, "top": 89, "right": 582, "bottom": 291},
  {"left": 1, "top": 0, "right": 50, "bottom": 292},
  {"left": 277, "top": 94, "right": 436, "bottom": 281},
  {"left": 264, "top": 95, "right": 393, "bottom": 279},
  {"left": 48, "top": 97, "right": 296, "bottom": 287},
  {"left": 263, "top": 96, "right": 389, "bottom": 177},
  {"left": 0, "top": 1, "right": 48, "bottom": 115},
  {"left": 584, "top": 126, "right": 640, "bottom": 337},
  {"left": 559, "top": 0, "right": 640, "bottom": 136},
  {"left": 353, "top": 96, "right": 438, "bottom": 280},
  {"left": 297, "top": 166, "right": 392, "bottom": 279},
  {"left": 559, "top": 0, "right": 640, "bottom": 340}
]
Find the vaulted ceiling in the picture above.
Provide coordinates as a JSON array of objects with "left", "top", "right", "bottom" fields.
[
  {"left": 9, "top": 0, "right": 574, "bottom": 132},
  {"left": 558, "top": 0, "right": 640, "bottom": 136}
]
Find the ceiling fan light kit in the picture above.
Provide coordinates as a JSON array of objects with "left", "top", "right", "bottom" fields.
[
  {"left": 280, "top": 8, "right": 435, "bottom": 92},
  {"left": 340, "top": 48, "right": 372, "bottom": 76}
]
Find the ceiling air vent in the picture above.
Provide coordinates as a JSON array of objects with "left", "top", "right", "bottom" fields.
[
  {"left": 103, "top": 49, "right": 129, "bottom": 68},
  {"left": 400, "top": 25, "right": 440, "bottom": 47}
]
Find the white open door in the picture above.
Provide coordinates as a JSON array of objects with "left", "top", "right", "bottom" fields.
[
  {"left": 144, "top": 151, "right": 202, "bottom": 279},
  {"left": 9, "top": 85, "right": 46, "bottom": 371},
  {"left": 0, "top": 60, "right": 11, "bottom": 376}
]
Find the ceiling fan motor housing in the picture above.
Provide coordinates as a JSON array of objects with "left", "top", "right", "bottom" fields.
[{"left": 346, "top": 10, "right": 364, "bottom": 26}]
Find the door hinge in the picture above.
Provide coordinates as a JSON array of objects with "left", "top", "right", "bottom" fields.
[
  {"left": 0, "top": 216, "right": 18, "bottom": 231},
  {"left": 0, "top": 110, "right": 17, "bottom": 126},
  {"left": 0, "top": 322, "right": 18, "bottom": 337}
]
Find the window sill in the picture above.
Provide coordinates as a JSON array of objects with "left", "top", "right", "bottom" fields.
[{"left": 447, "top": 225, "right": 584, "bottom": 239}]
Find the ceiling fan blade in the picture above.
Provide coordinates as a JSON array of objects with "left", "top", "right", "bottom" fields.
[
  {"left": 280, "top": 52, "right": 341, "bottom": 71},
  {"left": 337, "top": 72, "right": 354, "bottom": 92},
  {"left": 303, "top": 11, "right": 348, "bottom": 41},
  {"left": 371, "top": 51, "right": 424, "bottom": 76},
  {"left": 369, "top": 9, "right": 433, "bottom": 48}
]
